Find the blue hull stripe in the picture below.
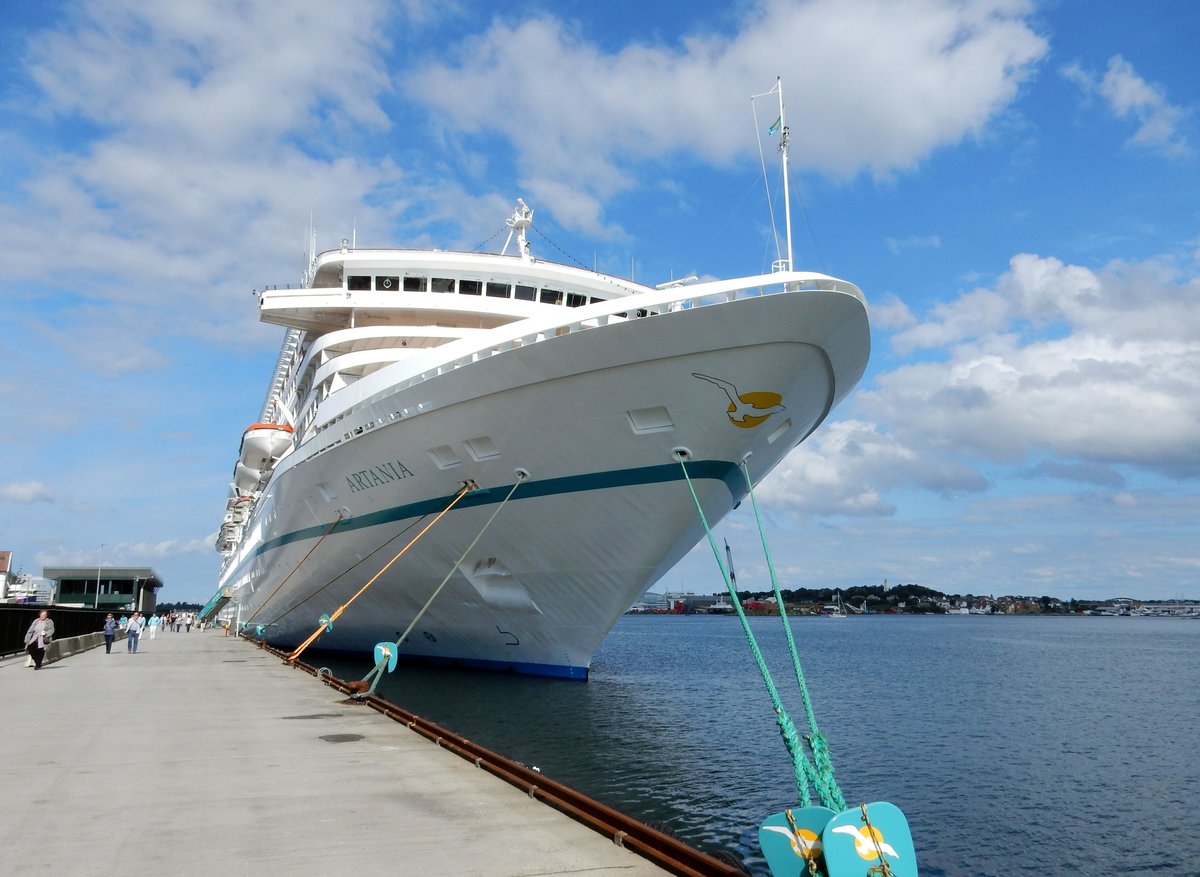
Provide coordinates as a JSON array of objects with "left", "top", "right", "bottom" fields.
[{"left": 257, "top": 458, "right": 743, "bottom": 557}]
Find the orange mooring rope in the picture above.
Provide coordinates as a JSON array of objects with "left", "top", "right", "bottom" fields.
[{"left": 285, "top": 481, "right": 476, "bottom": 663}]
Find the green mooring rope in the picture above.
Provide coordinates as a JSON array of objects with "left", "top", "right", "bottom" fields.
[
  {"left": 739, "top": 460, "right": 845, "bottom": 812},
  {"left": 679, "top": 456, "right": 844, "bottom": 811}
]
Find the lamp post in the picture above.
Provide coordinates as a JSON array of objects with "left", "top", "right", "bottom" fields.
[{"left": 95, "top": 543, "right": 104, "bottom": 609}]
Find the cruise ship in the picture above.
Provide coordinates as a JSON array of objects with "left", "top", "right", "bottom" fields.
[
  {"left": 203, "top": 85, "right": 870, "bottom": 678},
  {"left": 202, "top": 197, "right": 869, "bottom": 678}
]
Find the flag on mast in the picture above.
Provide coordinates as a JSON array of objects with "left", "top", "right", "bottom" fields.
[{"left": 768, "top": 116, "right": 781, "bottom": 135}]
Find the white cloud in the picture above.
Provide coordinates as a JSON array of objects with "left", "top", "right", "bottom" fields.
[
  {"left": 0, "top": 1, "right": 425, "bottom": 377},
  {"left": 1010, "top": 543, "right": 1046, "bottom": 554},
  {"left": 867, "top": 252, "right": 1200, "bottom": 477},
  {"left": 869, "top": 293, "right": 919, "bottom": 332},
  {"left": 756, "top": 418, "right": 988, "bottom": 516},
  {"left": 886, "top": 234, "right": 942, "bottom": 255},
  {"left": 890, "top": 286, "right": 1010, "bottom": 352},
  {"left": 25, "top": 0, "right": 392, "bottom": 144},
  {"left": 407, "top": 0, "right": 1047, "bottom": 233},
  {"left": 1062, "top": 55, "right": 1190, "bottom": 156},
  {"left": 0, "top": 481, "right": 55, "bottom": 504},
  {"left": 123, "top": 538, "right": 214, "bottom": 558}
]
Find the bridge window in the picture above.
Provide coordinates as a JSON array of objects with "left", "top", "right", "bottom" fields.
[
  {"left": 460, "top": 280, "right": 482, "bottom": 295},
  {"left": 347, "top": 275, "right": 371, "bottom": 291},
  {"left": 486, "top": 282, "right": 511, "bottom": 298},
  {"left": 540, "top": 288, "right": 563, "bottom": 305},
  {"left": 514, "top": 285, "right": 536, "bottom": 301},
  {"left": 431, "top": 278, "right": 455, "bottom": 293},
  {"left": 566, "top": 293, "right": 587, "bottom": 307},
  {"left": 376, "top": 276, "right": 398, "bottom": 291},
  {"left": 403, "top": 276, "right": 427, "bottom": 292}
]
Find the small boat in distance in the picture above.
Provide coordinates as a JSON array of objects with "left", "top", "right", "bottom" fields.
[
  {"left": 824, "top": 590, "right": 848, "bottom": 618},
  {"left": 708, "top": 596, "right": 736, "bottom": 615},
  {"left": 709, "top": 538, "right": 741, "bottom": 614}
]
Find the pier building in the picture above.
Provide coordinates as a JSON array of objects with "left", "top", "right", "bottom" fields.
[{"left": 43, "top": 566, "right": 163, "bottom": 613}]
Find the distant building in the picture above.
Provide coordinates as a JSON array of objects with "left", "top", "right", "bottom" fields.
[
  {"left": 0, "top": 552, "right": 53, "bottom": 603},
  {"left": 629, "top": 590, "right": 670, "bottom": 612},
  {"left": 6, "top": 575, "right": 54, "bottom": 604},
  {"left": 43, "top": 567, "right": 163, "bottom": 613}
]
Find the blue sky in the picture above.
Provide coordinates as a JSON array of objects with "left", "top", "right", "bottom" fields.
[{"left": 2, "top": 0, "right": 1197, "bottom": 604}]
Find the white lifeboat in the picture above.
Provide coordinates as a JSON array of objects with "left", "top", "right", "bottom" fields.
[
  {"left": 233, "top": 461, "right": 261, "bottom": 494},
  {"left": 233, "top": 423, "right": 292, "bottom": 493},
  {"left": 239, "top": 423, "right": 293, "bottom": 470},
  {"left": 215, "top": 520, "right": 242, "bottom": 554},
  {"left": 226, "top": 493, "right": 255, "bottom": 511}
]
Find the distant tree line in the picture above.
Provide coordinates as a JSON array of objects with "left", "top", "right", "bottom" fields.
[
  {"left": 155, "top": 601, "right": 204, "bottom": 613},
  {"left": 731, "top": 584, "right": 1104, "bottom": 614}
]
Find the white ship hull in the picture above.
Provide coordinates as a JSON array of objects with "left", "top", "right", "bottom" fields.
[{"left": 207, "top": 200, "right": 869, "bottom": 679}]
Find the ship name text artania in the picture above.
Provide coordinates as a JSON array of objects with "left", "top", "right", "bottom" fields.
[{"left": 345, "top": 460, "right": 416, "bottom": 493}]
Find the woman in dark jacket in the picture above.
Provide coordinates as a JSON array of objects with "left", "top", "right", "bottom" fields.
[{"left": 103, "top": 613, "right": 117, "bottom": 654}]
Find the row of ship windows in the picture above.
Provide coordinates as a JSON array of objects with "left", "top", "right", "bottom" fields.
[{"left": 345, "top": 275, "right": 602, "bottom": 307}]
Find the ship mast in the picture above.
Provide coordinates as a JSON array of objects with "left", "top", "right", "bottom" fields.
[
  {"left": 754, "top": 77, "right": 795, "bottom": 273},
  {"left": 776, "top": 78, "right": 794, "bottom": 273},
  {"left": 501, "top": 198, "right": 534, "bottom": 261}
]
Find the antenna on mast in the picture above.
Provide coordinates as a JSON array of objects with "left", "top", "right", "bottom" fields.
[
  {"left": 303, "top": 212, "right": 317, "bottom": 286},
  {"left": 501, "top": 199, "right": 534, "bottom": 260}
]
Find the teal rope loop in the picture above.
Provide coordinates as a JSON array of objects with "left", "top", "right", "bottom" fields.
[
  {"left": 679, "top": 458, "right": 816, "bottom": 806},
  {"left": 678, "top": 456, "right": 845, "bottom": 812},
  {"left": 739, "top": 460, "right": 845, "bottom": 811}
]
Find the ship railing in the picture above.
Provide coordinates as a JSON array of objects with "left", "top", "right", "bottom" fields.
[
  {"left": 415, "top": 272, "right": 858, "bottom": 380},
  {"left": 295, "top": 271, "right": 862, "bottom": 444}
]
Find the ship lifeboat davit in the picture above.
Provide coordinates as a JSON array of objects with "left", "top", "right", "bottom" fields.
[
  {"left": 233, "top": 461, "right": 262, "bottom": 494},
  {"left": 226, "top": 493, "right": 255, "bottom": 511},
  {"left": 233, "top": 423, "right": 292, "bottom": 494},
  {"left": 239, "top": 423, "right": 293, "bottom": 469}
]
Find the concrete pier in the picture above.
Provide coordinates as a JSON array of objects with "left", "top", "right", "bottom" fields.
[{"left": 0, "top": 628, "right": 670, "bottom": 876}]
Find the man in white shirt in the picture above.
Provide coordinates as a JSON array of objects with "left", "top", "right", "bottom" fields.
[{"left": 127, "top": 611, "right": 144, "bottom": 654}]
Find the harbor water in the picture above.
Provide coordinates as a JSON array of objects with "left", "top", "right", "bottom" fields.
[{"left": 323, "top": 614, "right": 1200, "bottom": 876}]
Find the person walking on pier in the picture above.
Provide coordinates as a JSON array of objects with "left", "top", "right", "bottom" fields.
[
  {"left": 126, "top": 612, "right": 143, "bottom": 654},
  {"left": 148, "top": 613, "right": 160, "bottom": 639},
  {"left": 24, "top": 610, "right": 55, "bottom": 670},
  {"left": 103, "top": 614, "right": 117, "bottom": 654}
]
